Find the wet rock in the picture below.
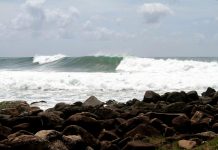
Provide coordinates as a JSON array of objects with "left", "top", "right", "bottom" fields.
[
  {"left": 8, "top": 135, "right": 47, "bottom": 150},
  {"left": 83, "top": 96, "right": 103, "bottom": 107},
  {"left": 164, "top": 102, "right": 186, "bottom": 113},
  {"left": 178, "top": 140, "right": 197, "bottom": 150},
  {"left": 202, "top": 87, "right": 216, "bottom": 97},
  {"left": 172, "top": 114, "right": 190, "bottom": 133},
  {"left": 187, "top": 91, "right": 199, "bottom": 101},
  {"left": 64, "top": 113, "right": 102, "bottom": 136},
  {"left": 166, "top": 92, "right": 187, "bottom": 103},
  {"left": 99, "top": 130, "right": 118, "bottom": 141},
  {"left": 62, "top": 135, "right": 86, "bottom": 150},
  {"left": 38, "top": 111, "right": 64, "bottom": 128},
  {"left": 0, "top": 125, "right": 12, "bottom": 140},
  {"left": 125, "top": 124, "right": 161, "bottom": 137},
  {"left": 35, "top": 130, "right": 62, "bottom": 141},
  {"left": 122, "top": 141, "right": 156, "bottom": 150},
  {"left": 48, "top": 140, "right": 68, "bottom": 150},
  {"left": 62, "top": 125, "right": 97, "bottom": 148},
  {"left": 143, "top": 91, "right": 161, "bottom": 103}
]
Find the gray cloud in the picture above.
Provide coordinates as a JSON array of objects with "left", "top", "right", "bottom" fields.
[{"left": 138, "top": 3, "right": 173, "bottom": 24}]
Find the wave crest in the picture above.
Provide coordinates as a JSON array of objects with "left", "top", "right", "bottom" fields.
[{"left": 33, "top": 54, "right": 66, "bottom": 65}]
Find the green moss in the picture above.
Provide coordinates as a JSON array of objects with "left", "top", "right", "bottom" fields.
[{"left": 0, "top": 101, "right": 25, "bottom": 110}]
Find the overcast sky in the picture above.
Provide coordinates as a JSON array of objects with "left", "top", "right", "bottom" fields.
[{"left": 0, "top": 0, "right": 218, "bottom": 57}]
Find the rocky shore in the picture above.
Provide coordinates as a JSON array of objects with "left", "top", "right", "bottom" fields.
[{"left": 1, "top": 88, "right": 218, "bottom": 149}]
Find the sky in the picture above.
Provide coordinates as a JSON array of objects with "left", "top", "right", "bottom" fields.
[{"left": 0, "top": 0, "right": 218, "bottom": 57}]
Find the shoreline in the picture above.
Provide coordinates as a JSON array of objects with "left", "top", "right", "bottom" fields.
[{"left": 0, "top": 87, "right": 218, "bottom": 149}]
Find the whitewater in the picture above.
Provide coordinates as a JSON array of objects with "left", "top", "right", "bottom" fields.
[{"left": 1, "top": 54, "right": 218, "bottom": 109}]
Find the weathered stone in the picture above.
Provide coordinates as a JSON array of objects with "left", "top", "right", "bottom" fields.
[
  {"left": 0, "top": 125, "right": 12, "bottom": 140},
  {"left": 48, "top": 140, "right": 68, "bottom": 150},
  {"left": 38, "top": 111, "right": 64, "bottom": 128},
  {"left": 99, "top": 130, "right": 118, "bottom": 141},
  {"left": 35, "top": 130, "right": 62, "bottom": 141},
  {"left": 83, "top": 96, "right": 103, "bottom": 107},
  {"left": 122, "top": 141, "right": 156, "bottom": 150},
  {"left": 202, "top": 87, "right": 216, "bottom": 97},
  {"left": 172, "top": 114, "right": 190, "bottom": 133},
  {"left": 8, "top": 135, "right": 47, "bottom": 150},
  {"left": 166, "top": 92, "right": 187, "bottom": 103},
  {"left": 62, "top": 135, "right": 86, "bottom": 150},
  {"left": 64, "top": 113, "right": 102, "bottom": 136},
  {"left": 62, "top": 125, "right": 97, "bottom": 148},
  {"left": 125, "top": 124, "right": 161, "bottom": 137},
  {"left": 143, "top": 91, "right": 161, "bottom": 103},
  {"left": 178, "top": 140, "right": 197, "bottom": 150}
]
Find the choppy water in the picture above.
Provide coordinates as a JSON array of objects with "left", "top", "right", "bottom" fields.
[{"left": 0, "top": 54, "right": 217, "bottom": 109}]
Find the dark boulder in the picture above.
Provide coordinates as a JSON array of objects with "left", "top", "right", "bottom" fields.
[
  {"left": 166, "top": 92, "right": 187, "bottom": 103},
  {"left": 48, "top": 140, "right": 68, "bottom": 150},
  {"left": 62, "top": 135, "right": 86, "bottom": 150},
  {"left": 143, "top": 91, "right": 161, "bottom": 103},
  {"left": 99, "top": 130, "right": 118, "bottom": 141},
  {"left": 202, "top": 87, "right": 216, "bottom": 97},
  {"left": 0, "top": 125, "right": 12, "bottom": 141},
  {"left": 172, "top": 114, "right": 191, "bottom": 133},
  {"left": 122, "top": 141, "right": 157, "bottom": 150},
  {"left": 163, "top": 102, "right": 186, "bottom": 113},
  {"left": 187, "top": 91, "right": 199, "bottom": 101}
]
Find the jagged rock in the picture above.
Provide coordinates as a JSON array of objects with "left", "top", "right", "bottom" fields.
[
  {"left": 178, "top": 140, "right": 197, "bottom": 150},
  {"left": 64, "top": 113, "right": 102, "bottom": 136},
  {"left": 172, "top": 114, "right": 191, "bottom": 133},
  {"left": 202, "top": 87, "right": 216, "bottom": 97},
  {"left": 62, "top": 125, "right": 97, "bottom": 148},
  {"left": 166, "top": 92, "right": 187, "bottom": 103},
  {"left": 83, "top": 96, "right": 103, "bottom": 107},
  {"left": 0, "top": 125, "right": 12, "bottom": 140},
  {"left": 143, "top": 91, "right": 161, "bottom": 103},
  {"left": 35, "top": 130, "right": 62, "bottom": 141},
  {"left": 99, "top": 130, "right": 118, "bottom": 141},
  {"left": 8, "top": 135, "right": 48, "bottom": 150},
  {"left": 62, "top": 135, "right": 86, "bottom": 150},
  {"left": 122, "top": 141, "right": 156, "bottom": 150}
]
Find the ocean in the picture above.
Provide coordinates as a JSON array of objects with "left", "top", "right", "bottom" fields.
[{"left": 0, "top": 54, "right": 218, "bottom": 109}]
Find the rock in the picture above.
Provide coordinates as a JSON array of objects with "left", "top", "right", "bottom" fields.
[
  {"left": 8, "top": 135, "right": 47, "bottom": 150},
  {"left": 35, "top": 130, "right": 62, "bottom": 141},
  {"left": 100, "top": 118, "right": 125, "bottom": 130},
  {"left": 143, "top": 91, "right": 161, "bottom": 103},
  {"left": 210, "top": 92, "right": 218, "bottom": 105},
  {"left": 202, "top": 87, "right": 216, "bottom": 97},
  {"left": 92, "top": 107, "right": 120, "bottom": 119},
  {"left": 126, "top": 99, "right": 140, "bottom": 106},
  {"left": 99, "top": 130, "right": 118, "bottom": 141},
  {"left": 99, "top": 141, "right": 119, "bottom": 150},
  {"left": 190, "top": 111, "right": 204, "bottom": 124},
  {"left": 212, "top": 123, "right": 218, "bottom": 133},
  {"left": 0, "top": 101, "right": 31, "bottom": 117},
  {"left": 48, "top": 140, "right": 68, "bottom": 150},
  {"left": 38, "top": 111, "right": 64, "bottom": 128},
  {"left": 64, "top": 113, "right": 102, "bottom": 136},
  {"left": 166, "top": 92, "right": 187, "bottom": 103},
  {"left": 118, "top": 114, "right": 149, "bottom": 134},
  {"left": 12, "top": 123, "right": 30, "bottom": 132},
  {"left": 178, "top": 140, "right": 197, "bottom": 150},
  {"left": 164, "top": 102, "right": 186, "bottom": 113},
  {"left": 83, "top": 96, "right": 103, "bottom": 107},
  {"left": 0, "top": 143, "right": 11, "bottom": 150},
  {"left": 62, "top": 125, "right": 97, "bottom": 148},
  {"left": 125, "top": 124, "right": 161, "bottom": 137},
  {"left": 0, "top": 125, "right": 12, "bottom": 140},
  {"left": 122, "top": 141, "right": 156, "bottom": 150},
  {"left": 7, "top": 130, "right": 33, "bottom": 140},
  {"left": 29, "top": 107, "right": 43, "bottom": 116},
  {"left": 62, "top": 135, "right": 86, "bottom": 150},
  {"left": 30, "top": 101, "right": 47, "bottom": 105},
  {"left": 195, "top": 131, "right": 218, "bottom": 140},
  {"left": 172, "top": 114, "right": 190, "bottom": 133},
  {"left": 146, "top": 112, "right": 184, "bottom": 125},
  {"left": 187, "top": 91, "right": 199, "bottom": 101}
]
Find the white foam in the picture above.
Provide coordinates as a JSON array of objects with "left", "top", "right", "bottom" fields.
[
  {"left": 33, "top": 54, "right": 66, "bottom": 65},
  {"left": 1, "top": 57, "right": 218, "bottom": 109}
]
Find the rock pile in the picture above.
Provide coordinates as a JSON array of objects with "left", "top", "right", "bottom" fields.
[{"left": 1, "top": 87, "right": 218, "bottom": 149}]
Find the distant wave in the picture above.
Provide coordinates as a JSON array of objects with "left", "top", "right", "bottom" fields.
[{"left": 33, "top": 54, "right": 66, "bottom": 65}]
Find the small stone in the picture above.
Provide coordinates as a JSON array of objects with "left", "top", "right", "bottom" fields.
[{"left": 178, "top": 140, "right": 197, "bottom": 150}]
